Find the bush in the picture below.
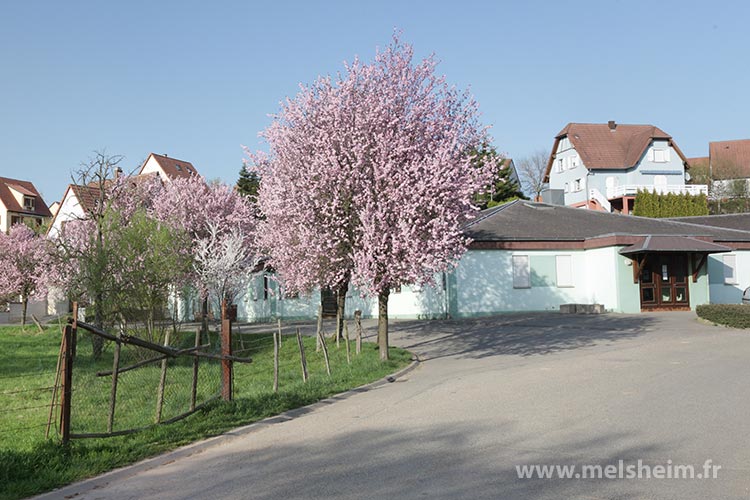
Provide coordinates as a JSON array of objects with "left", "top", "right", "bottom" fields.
[{"left": 696, "top": 304, "right": 750, "bottom": 328}]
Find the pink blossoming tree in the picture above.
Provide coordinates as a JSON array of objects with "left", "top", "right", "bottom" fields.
[
  {"left": 0, "top": 224, "right": 54, "bottom": 326},
  {"left": 251, "top": 34, "right": 496, "bottom": 359},
  {"left": 153, "top": 176, "right": 260, "bottom": 329}
]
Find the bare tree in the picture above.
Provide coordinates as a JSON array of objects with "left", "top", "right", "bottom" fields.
[{"left": 517, "top": 149, "right": 550, "bottom": 200}]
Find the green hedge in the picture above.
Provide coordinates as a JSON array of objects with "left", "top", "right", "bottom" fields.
[
  {"left": 632, "top": 190, "right": 709, "bottom": 218},
  {"left": 696, "top": 304, "right": 750, "bottom": 328}
]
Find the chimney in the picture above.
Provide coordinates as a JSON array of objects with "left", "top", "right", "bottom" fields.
[{"left": 608, "top": 120, "right": 617, "bottom": 131}]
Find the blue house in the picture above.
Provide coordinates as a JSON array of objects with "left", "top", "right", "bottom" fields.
[{"left": 541, "top": 121, "right": 708, "bottom": 214}]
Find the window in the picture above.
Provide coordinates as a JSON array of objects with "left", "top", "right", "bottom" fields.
[
  {"left": 652, "top": 149, "right": 670, "bottom": 163},
  {"left": 557, "top": 158, "right": 564, "bottom": 172},
  {"left": 573, "top": 179, "right": 582, "bottom": 192},
  {"left": 564, "top": 182, "right": 569, "bottom": 193},
  {"left": 175, "top": 164, "right": 183, "bottom": 171},
  {"left": 724, "top": 255, "right": 738, "bottom": 285},
  {"left": 10, "top": 216, "right": 21, "bottom": 226},
  {"left": 556, "top": 255, "right": 574, "bottom": 287},
  {"left": 571, "top": 156, "right": 579, "bottom": 168},
  {"left": 512, "top": 255, "right": 530, "bottom": 288},
  {"left": 23, "top": 196, "right": 35, "bottom": 210}
]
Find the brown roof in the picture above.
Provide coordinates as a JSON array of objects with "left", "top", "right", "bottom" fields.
[
  {"left": 709, "top": 139, "right": 750, "bottom": 179},
  {"left": 69, "top": 184, "right": 102, "bottom": 214},
  {"left": 544, "top": 122, "right": 689, "bottom": 180},
  {"left": 0, "top": 176, "right": 52, "bottom": 218},
  {"left": 142, "top": 153, "right": 198, "bottom": 180}
]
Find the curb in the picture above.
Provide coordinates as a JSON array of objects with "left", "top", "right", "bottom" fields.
[{"left": 32, "top": 355, "right": 421, "bottom": 500}]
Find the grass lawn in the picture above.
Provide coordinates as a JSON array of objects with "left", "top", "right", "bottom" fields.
[{"left": 0, "top": 323, "right": 412, "bottom": 500}]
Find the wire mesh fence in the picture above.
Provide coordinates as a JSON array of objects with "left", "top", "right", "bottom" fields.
[{"left": 68, "top": 327, "right": 223, "bottom": 437}]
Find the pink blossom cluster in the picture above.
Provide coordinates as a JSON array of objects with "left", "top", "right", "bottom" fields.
[{"left": 250, "top": 35, "right": 496, "bottom": 297}]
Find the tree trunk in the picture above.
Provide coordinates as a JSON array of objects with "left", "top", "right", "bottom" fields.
[
  {"left": 335, "top": 281, "right": 348, "bottom": 340},
  {"left": 378, "top": 290, "right": 389, "bottom": 361},
  {"left": 200, "top": 296, "right": 209, "bottom": 343},
  {"left": 21, "top": 294, "right": 28, "bottom": 327},
  {"left": 92, "top": 293, "right": 104, "bottom": 360}
]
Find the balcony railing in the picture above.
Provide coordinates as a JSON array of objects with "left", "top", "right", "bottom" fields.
[{"left": 606, "top": 184, "right": 708, "bottom": 199}]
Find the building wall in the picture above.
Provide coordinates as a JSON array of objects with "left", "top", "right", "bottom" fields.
[
  {"left": 707, "top": 251, "right": 750, "bottom": 304},
  {"left": 139, "top": 156, "right": 165, "bottom": 178},
  {"left": 48, "top": 190, "right": 86, "bottom": 239}
]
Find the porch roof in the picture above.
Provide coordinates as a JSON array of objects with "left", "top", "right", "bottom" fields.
[{"left": 618, "top": 235, "right": 732, "bottom": 255}]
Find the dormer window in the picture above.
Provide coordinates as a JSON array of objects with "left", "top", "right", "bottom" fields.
[
  {"left": 175, "top": 164, "right": 183, "bottom": 172},
  {"left": 650, "top": 148, "right": 671, "bottom": 163},
  {"left": 23, "top": 196, "right": 35, "bottom": 211}
]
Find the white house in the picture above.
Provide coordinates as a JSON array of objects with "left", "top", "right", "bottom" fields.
[
  {"left": 229, "top": 201, "right": 750, "bottom": 323},
  {"left": 541, "top": 121, "right": 708, "bottom": 214}
]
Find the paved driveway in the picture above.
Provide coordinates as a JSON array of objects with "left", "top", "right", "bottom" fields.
[{"left": 42, "top": 312, "right": 750, "bottom": 499}]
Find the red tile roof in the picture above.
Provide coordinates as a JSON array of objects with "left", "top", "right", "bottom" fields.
[
  {"left": 544, "top": 122, "right": 689, "bottom": 179},
  {"left": 143, "top": 153, "right": 198, "bottom": 179},
  {"left": 709, "top": 139, "right": 750, "bottom": 179},
  {"left": 69, "top": 184, "right": 102, "bottom": 214},
  {"left": 0, "top": 176, "right": 52, "bottom": 218},
  {"left": 687, "top": 156, "right": 709, "bottom": 168}
]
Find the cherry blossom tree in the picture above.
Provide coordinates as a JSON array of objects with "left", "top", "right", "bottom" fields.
[
  {"left": 251, "top": 34, "right": 495, "bottom": 359},
  {"left": 153, "top": 176, "right": 259, "bottom": 329},
  {"left": 0, "top": 224, "right": 54, "bottom": 326}
]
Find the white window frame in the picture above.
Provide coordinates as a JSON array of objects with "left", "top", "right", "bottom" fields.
[
  {"left": 653, "top": 149, "right": 667, "bottom": 163},
  {"left": 556, "top": 255, "right": 574, "bottom": 288},
  {"left": 512, "top": 255, "right": 531, "bottom": 289},
  {"left": 724, "top": 255, "right": 738, "bottom": 285}
]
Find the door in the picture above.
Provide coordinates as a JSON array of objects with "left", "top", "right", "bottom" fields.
[
  {"left": 320, "top": 287, "right": 338, "bottom": 317},
  {"left": 639, "top": 254, "right": 690, "bottom": 311}
]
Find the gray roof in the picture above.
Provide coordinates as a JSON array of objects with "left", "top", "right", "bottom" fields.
[
  {"left": 464, "top": 200, "right": 750, "bottom": 242},
  {"left": 669, "top": 213, "right": 750, "bottom": 233},
  {"left": 618, "top": 236, "right": 732, "bottom": 255}
]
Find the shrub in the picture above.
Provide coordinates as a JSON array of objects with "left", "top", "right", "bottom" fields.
[{"left": 696, "top": 304, "right": 750, "bottom": 328}]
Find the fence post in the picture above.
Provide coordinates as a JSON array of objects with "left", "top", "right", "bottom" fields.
[
  {"left": 296, "top": 327, "right": 308, "bottom": 383},
  {"left": 344, "top": 320, "right": 351, "bottom": 365},
  {"left": 60, "top": 321, "right": 73, "bottom": 444},
  {"left": 190, "top": 326, "right": 200, "bottom": 411},
  {"left": 71, "top": 302, "right": 78, "bottom": 360},
  {"left": 355, "top": 309, "right": 362, "bottom": 355},
  {"left": 154, "top": 328, "right": 171, "bottom": 423},
  {"left": 107, "top": 322, "right": 123, "bottom": 432},
  {"left": 318, "top": 325, "right": 331, "bottom": 376},
  {"left": 316, "top": 305, "right": 323, "bottom": 352},
  {"left": 273, "top": 320, "right": 281, "bottom": 393},
  {"left": 221, "top": 300, "right": 233, "bottom": 401}
]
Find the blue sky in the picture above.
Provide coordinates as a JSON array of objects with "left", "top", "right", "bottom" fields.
[{"left": 2, "top": 0, "right": 749, "bottom": 203}]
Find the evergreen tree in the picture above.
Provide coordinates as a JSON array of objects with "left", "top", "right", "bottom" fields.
[
  {"left": 237, "top": 164, "right": 260, "bottom": 200},
  {"left": 470, "top": 144, "right": 526, "bottom": 210}
]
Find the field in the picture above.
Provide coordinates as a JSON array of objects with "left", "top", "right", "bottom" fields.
[{"left": 0, "top": 323, "right": 411, "bottom": 499}]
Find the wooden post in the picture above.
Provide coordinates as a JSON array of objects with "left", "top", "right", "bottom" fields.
[
  {"left": 154, "top": 328, "right": 171, "bottom": 423},
  {"left": 190, "top": 326, "right": 200, "bottom": 411},
  {"left": 355, "top": 310, "right": 362, "bottom": 355},
  {"left": 316, "top": 305, "right": 323, "bottom": 352},
  {"left": 296, "top": 327, "right": 308, "bottom": 382},
  {"left": 317, "top": 325, "right": 331, "bottom": 376},
  {"left": 344, "top": 320, "right": 351, "bottom": 365},
  {"left": 335, "top": 308, "right": 341, "bottom": 348},
  {"left": 108, "top": 322, "right": 123, "bottom": 432},
  {"left": 71, "top": 302, "right": 78, "bottom": 360},
  {"left": 221, "top": 300, "right": 233, "bottom": 401},
  {"left": 59, "top": 322, "right": 73, "bottom": 444},
  {"left": 45, "top": 337, "right": 65, "bottom": 439},
  {"left": 273, "top": 320, "right": 280, "bottom": 393}
]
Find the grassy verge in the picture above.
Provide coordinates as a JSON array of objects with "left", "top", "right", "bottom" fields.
[{"left": 0, "top": 324, "right": 411, "bottom": 500}]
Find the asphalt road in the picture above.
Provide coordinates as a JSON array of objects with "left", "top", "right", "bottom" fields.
[{"left": 39, "top": 312, "right": 750, "bottom": 499}]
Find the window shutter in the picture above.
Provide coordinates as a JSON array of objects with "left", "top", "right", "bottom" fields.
[
  {"left": 648, "top": 149, "right": 654, "bottom": 162},
  {"left": 724, "top": 255, "right": 737, "bottom": 284},
  {"left": 556, "top": 255, "right": 574, "bottom": 287},
  {"left": 513, "top": 255, "right": 530, "bottom": 288}
]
